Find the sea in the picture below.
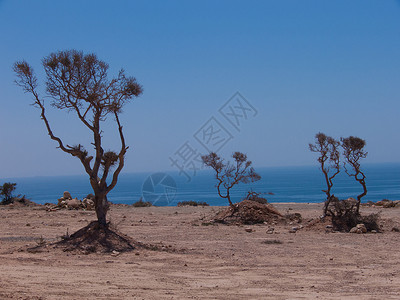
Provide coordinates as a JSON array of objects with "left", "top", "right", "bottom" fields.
[{"left": 2, "top": 163, "right": 399, "bottom": 206}]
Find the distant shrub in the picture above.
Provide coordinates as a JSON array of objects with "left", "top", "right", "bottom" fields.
[
  {"left": 0, "top": 182, "right": 17, "bottom": 205},
  {"left": 133, "top": 198, "right": 152, "bottom": 207},
  {"left": 177, "top": 201, "right": 209, "bottom": 207}
]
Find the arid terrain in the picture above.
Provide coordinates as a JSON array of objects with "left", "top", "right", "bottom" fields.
[{"left": 1, "top": 203, "right": 400, "bottom": 299}]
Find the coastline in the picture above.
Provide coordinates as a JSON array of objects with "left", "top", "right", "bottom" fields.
[{"left": 2, "top": 162, "right": 400, "bottom": 206}]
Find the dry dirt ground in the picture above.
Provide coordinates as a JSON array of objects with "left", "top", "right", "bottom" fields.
[{"left": 1, "top": 203, "right": 400, "bottom": 300}]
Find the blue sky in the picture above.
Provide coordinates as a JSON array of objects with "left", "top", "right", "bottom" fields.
[{"left": 0, "top": 0, "right": 399, "bottom": 178}]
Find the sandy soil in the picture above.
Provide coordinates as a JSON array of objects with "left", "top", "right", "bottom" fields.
[{"left": 1, "top": 203, "right": 400, "bottom": 300}]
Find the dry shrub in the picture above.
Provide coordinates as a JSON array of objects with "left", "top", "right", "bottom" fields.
[
  {"left": 133, "top": 198, "right": 152, "bottom": 207},
  {"left": 359, "top": 213, "right": 381, "bottom": 232},
  {"left": 327, "top": 197, "right": 380, "bottom": 232}
]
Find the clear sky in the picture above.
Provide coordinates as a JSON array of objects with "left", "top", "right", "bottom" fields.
[{"left": 0, "top": 0, "right": 399, "bottom": 178}]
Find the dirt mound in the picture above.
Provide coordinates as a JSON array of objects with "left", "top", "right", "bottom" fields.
[
  {"left": 54, "top": 221, "right": 135, "bottom": 254},
  {"left": 303, "top": 216, "right": 333, "bottom": 232},
  {"left": 26, "top": 221, "right": 183, "bottom": 255},
  {"left": 214, "top": 200, "right": 284, "bottom": 225}
]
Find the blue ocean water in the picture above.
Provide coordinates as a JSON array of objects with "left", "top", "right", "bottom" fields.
[{"left": 2, "top": 163, "right": 399, "bottom": 206}]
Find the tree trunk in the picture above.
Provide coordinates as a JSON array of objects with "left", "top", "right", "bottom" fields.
[
  {"left": 355, "top": 178, "right": 367, "bottom": 214},
  {"left": 226, "top": 190, "right": 234, "bottom": 208},
  {"left": 95, "top": 193, "right": 109, "bottom": 226}
]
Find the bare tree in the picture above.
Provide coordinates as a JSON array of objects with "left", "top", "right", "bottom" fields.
[
  {"left": 309, "top": 132, "right": 340, "bottom": 216},
  {"left": 202, "top": 152, "right": 261, "bottom": 208},
  {"left": 341, "top": 136, "right": 367, "bottom": 214},
  {"left": 14, "top": 50, "right": 143, "bottom": 226}
]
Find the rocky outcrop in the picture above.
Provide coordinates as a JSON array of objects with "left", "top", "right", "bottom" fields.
[{"left": 50, "top": 191, "right": 94, "bottom": 211}]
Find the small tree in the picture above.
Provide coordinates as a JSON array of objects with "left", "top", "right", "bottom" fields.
[
  {"left": 0, "top": 182, "right": 17, "bottom": 204},
  {"left": 341, "top": 136, "right": 367, "bottom": 214},
  {"left": 309, "top": 132, "right": 340, "bottom": 216},
  {"left": 201, "top": 152, "right": 261, "bottom": 208},
  {"left": 14, "top": 50, "right": 143, "bottom": 226}
]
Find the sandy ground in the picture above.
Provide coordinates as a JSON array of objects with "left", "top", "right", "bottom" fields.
[{"left": 1, "top": 203, "right": 400, "bottom": 300}]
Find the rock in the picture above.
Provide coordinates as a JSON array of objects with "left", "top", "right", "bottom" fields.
[
  {"left": 266, "top": 228, "right": 274, "bottom": 234},
  {"left": 371, "top": 230, "right": 377, "bottom": 233},
  {"left": 326, "top": 225, "right": 333, "bottom": 229},
  {"left": 349, "top": 224, "right": 367, "bottom": 234},
  {"left": 85, "top": 193, "right": 95, "bottom": 200},
  {"left": 288, "top": 229, "right": 297, "bottom": 233},
  {"left": 349, "top": 227, "right": 358, "bottom": 233},
  {"left": 376, "top": 199, "right": 395, "bottom": 208},
  {"left": 391, "top": 227, "right": 400, "bottom": 232},
  {"left": 394, "top": 200, "right": 400, "bottom": 207},
  {"left": 245, "top": 228, "right": 253, "bottom": 233},
  {"left": 383, "top": 201, "right": 395, "bottom": 208},
  {"left": 83, "top": 198, "right": 95, "bottom": 210},
  {"left": 356, "top": 223, "right": 367, "bottom": 233},
  {"left": 111, "top": 250, "right": 120, "bottom": 257},
  {"left": 58, "top": 200, "right": 67, "bottom": 208},
  {"left": 66, "top": 198, "right": 82, "bottom": 210},
  {"left": 63, "top": 191, "right": 72, "bottom": 200},
  {"left": 57, "top": 197, "right": 64, "bottom": 205}
]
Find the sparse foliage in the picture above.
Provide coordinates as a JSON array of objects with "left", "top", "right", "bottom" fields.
[
  {"left": 0, "top": 182, "right": 17, "bottom": 204},
  {"left": 14, "top": 50, "right": 143, "bottom": 226},
  {"left": 201, "top": 152, "right": 261, "bottom": 208},
  {"left": 244, "top": 190, "right": 268, "bottom": 204},
  {"left": 341, "top": 136, "right": 367, "bottom": 214},
  {"left": 309, "top": 132, "right": 340, "bottom": 216}
]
